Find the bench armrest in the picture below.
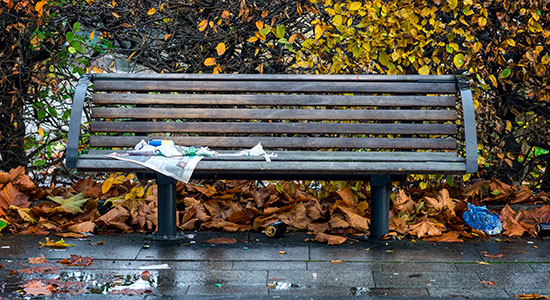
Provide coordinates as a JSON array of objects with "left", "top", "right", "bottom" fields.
[
  {"left": 66, "top": 74, "right": 92, "bottom": 168},
  {"left": 457, "top": 77, "right": 478, "bottom": 173}
]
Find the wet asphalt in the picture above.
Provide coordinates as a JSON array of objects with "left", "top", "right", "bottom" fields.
[{"left": 0, "top": 231, "right": 549, "bottom": 299}]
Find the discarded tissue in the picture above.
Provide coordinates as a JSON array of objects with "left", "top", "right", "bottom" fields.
[{"left": 463, "top": 203, "right": 503, "bottom": 235}]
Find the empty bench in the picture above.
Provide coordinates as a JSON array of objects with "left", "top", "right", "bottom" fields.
[{"left": 66, "top": 73, "right": 477, "bottom": 239}]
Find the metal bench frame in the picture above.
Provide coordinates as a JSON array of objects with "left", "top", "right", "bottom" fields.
[{"left": 66, "top": 73, "right": 477, "bottom": 240}]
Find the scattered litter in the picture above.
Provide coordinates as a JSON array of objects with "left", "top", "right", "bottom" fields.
[
  {"left": 140, "top": 270, "right": 152, "bottom": 281},
  {"left": 463, "top": 203, "right": 503, "bottom": 235},
  {"left": 221, "top": 142, "right": 277, "bottom": 162},
  {"left": 1, "top": 246, "right": 10, "bottom": 249},
  {"left": 139, "top": 264, "right": 170, "bottom": 270},
  {"left": 265, "top": 221, "right": 287, "bottom": 238},
  {"left": 142, "top": 244, "right": 150, "bottom": 249},
  {"left": 527, "top": 241, "right": 535, "bottom": 244},
  {"left": 243, "top": 247, "right": 248, "bottom": 250},
  {"left": 184, "top": 234, "right": 196, "bottom": 239},
  {"left": 312, "top": 273, "right": 317, "bottom": 278},
  {"left": 214, "top": 283, "right": 222, "bottom": 288}
]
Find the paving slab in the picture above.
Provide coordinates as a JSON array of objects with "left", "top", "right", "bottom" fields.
[
  {"left": 187, "top": 285, "right": 269, "bottom": 295},
  {"left": 372, "top": 271, "right": 482, "bottom": 288},
  {"left": 476, "top": 271, "right": 550, "bottom": 290},
  {"left": 529, "top": 262, "right": 550, "bottom": 272},
  {"left": 0, "top": 234, "right": 144, "bottom": 260},
  {"left": 268, "top": 269, "right": 375, "bottom": 287},
  {"left": 428, "top": 287, "right": 510, "bottom": 298},
  {"left": 455, "top": 262, "right": 534, "bottom": 273},
  {"left": 307, "top": 261, "right": 382, "bottom": 272},
  {"left": 474, "top": 238, "right": 550, "bottom": 262},
  {"left": 233, "top": 260, "right": 307, "bottom": 271},
  {"left": 380, "top": 262, "right": 457, "bottom": 273}
]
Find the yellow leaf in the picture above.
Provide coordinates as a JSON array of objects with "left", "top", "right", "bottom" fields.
[
  {"left": 488, "top": 74, "right": 497, "bottom": 88},
  {"left": 506, "top": 39, "right": 516, "bottom": 47},
  {"left": 101, "top": 177, "right": 114, "bottom": 194},
  {"left": 198, "top": 19, "right": 208, "bottom": 32},
  {"left": 447, "top": 0, "right": 457, "bottom": 9},
  {"left": 506, "top": 120, "right": 512, "bottom": 132},
  {"left": 112, "top": 12, "right": 120, "bottom": 18},
  {"left": 247, "top": 36, "right": 258, "bottom": 42},
  {"left": 333, "top": 15, "right": 342, "bottom": 26},
  {"left": 147, "top": 8, "right": 156, "bottom": 15},
  {"left": 256, "top": 20, "right": 264, "bottom": 31},
  {"left": 213, "top": 65, "right": 222, "bottom": 74},
  {"left": 222, "top": 10, "right": 230, "bottom": 18},
  {"left": 37, "top": 126, "right": 44, "bottom": 139},
  {"left": 164, "top": 33, "right": 171, "bottom": 40},
  {"left": 288, "top": 34, "right": 297, "bottom": 44},
  {"left": 90, "top": 31, "right": 95, "bottom": 39},
  {"left": 453, "top": 53, "right": 464, "bottom": 68},
  {"left": 314, "top": 24, "right": 324, "bottom": 40},
  {"left": 126, "top": 51, "right": 136, "bottom": 60},
  {"left": 348, "top": 2, "right": 362, "bottom": 10},
  {"left": 478, "top": 17, "right": 487, "bottom": 26},
  {"left": 541, "top": 54, "right": 550, "bottom": 65},
  {"left": 204, "top": 57, "right": 217, "bottom": 66},
  {"left": 35, "top": 0, "right": 47, "bottom": 13},
  {"left": 418, "top": 65, "right": 430, "bottom": 75},
  {"left": 216, "top": 42, "right": 226, "bottom": 56},
  {"left": 39, "top": 238, "right": 75, "bottom": 249}
]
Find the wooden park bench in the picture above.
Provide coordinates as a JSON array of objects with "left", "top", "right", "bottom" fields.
[{"left": 66, "top": 73, "right": 477, "bottom": 239}]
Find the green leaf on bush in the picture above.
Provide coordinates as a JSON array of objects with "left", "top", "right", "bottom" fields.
[
  {"left": 499, "top": 68, "right": 511, "bottom": 79},
  {"left": 0, "top": 220, "right": 6, "bottom": 232}
]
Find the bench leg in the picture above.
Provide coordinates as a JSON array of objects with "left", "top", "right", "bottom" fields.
[
  {"left": 156, "top": 173, "right": 178, "bottom": 239},
  {"left": 370, "top": 175, "right": 390, "bottom": 240}
]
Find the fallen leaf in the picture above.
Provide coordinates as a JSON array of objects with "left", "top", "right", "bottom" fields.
[
  {"left": 423, "top": 231, "right": 464, "bottom": 242},
  {"left": 409, "top": 218, "right": 445, "bottom": 238},
  {"left": 39, "top": 237, "right": 75, "bottom": 248},
  {"left": 483, "top": 253, "right": 503, "bottom": 258},
  {"left": 330, "top": 260, "right": 343, "bottom": 263},
  {"left": 203, "top": 238, "right": 237, "bottom": 244},
  {"left": 308, "top": 232, "right": 347, "bottom": 245},
  {"left": 480, "top": 280, "right": 496, "bottom": 286},
  {"left": 55, "top": 232, "right": 88, "bottom": 239},
  {"left": 57, "top": 255, "right": 93, "bottom": 266},
  {"left": 141, "top": 270, "right": 152, "bottom": 281},
  {"left": 66, "top": 221, "right": 96, "bottom": 233},
  {"left": 514, "top": 293, "right": 550, "bottom": 300},
  {"left": 279, "top": 250, "right": 286, "bottom": 254},
  {"left": 18, "top": 265, "right": 61, "bottom": 274},
  {"left": 28, "top": 255, "right": 48, "bottom": 264},
  {"left": 24, "top": 280, "right": 54, "bottom": 296},
  {"left": 47, "top": 193, "right": 89, "bottom": 214}
]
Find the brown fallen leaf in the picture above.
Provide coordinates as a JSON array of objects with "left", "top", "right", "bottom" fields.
[
  {"left": 307, "top": 233, "right": 347, "bottom": 245},
  {"left": 480, "top": 280, "right": 496, "bottom": 286},
  {"left": 514, "top": 293, "right": 550, "bottom": 300},
  {"left": 57, "top": 255, "right": 93, "bottom": 267},
  {"left": 24, "top": 280, "right": 54, "bottom": 296},
  {"left": 141, "top": 270, "right": 152, "bottom": 281},
  {"left": 423, "top": 231, "right": 464, "bottom": 243},
  {"left": 330, "top": 260, "right": 343, "bottom": 263},
  {"left": 409, "top": 217, "right": 445, "bottom": 238},
  {"left": 55, "top": 232, "right": 88, "bottom": 239},
  {"left": 28, "top": 255, "right": 48, "bottom": 264},
  {"left": 203, "top": 238, "right": 237, "bottom": 244},
  {"left": 18, "top": 265, "right": 61, "bottom": 274},
  {"left": 483, "top": 253, "right": 503, "bottom": 258}
]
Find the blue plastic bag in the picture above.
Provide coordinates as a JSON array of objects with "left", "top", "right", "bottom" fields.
[{"left": 463, "top": 203, "right": 503, "bottom": 235}]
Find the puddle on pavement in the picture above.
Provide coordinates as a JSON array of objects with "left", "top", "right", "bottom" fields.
[
  {"left": 267, "top": 280, "right": 307, "bottom": 290},
  {"left": 0, "top": 270, "right": 157, "bottom": 297},
  {"left": 350, "top": 286, "right": 371, "bottom": 296}
]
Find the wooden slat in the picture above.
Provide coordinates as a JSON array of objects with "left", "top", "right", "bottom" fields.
[
  {"left": 93, "top": 73, "right": 457, "bottom": 82},
  {"left": 92, "top": 108, "right": 457, "bottom": 121},
  {"left": 91, "top": 121, "right": 457, "bottom": 135},
  {"left": 90, "top": 136, "right": 457, "bottom": 149},
  {"left": 92, "top": 94, "right": 457, "bottom": 107},
  {"left": 76, "top": 159, "right": 467, "bottom": 175},
  {"left": 82, "top": 150, "right": 464, "bottom": 162},
  {"left": 93, "top": 80, "right": 456, "bottom": 94}
]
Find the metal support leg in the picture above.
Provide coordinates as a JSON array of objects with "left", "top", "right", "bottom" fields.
[
  {"left": 370, "top": 175, "right": 391, "bottom": 240},
  {"left": 156, "top": 173, "right": 178, "bottom": 239}
]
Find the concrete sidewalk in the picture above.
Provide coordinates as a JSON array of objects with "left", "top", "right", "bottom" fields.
[{"left": 1, "top": 231, "right": 549, "bottom": 299}]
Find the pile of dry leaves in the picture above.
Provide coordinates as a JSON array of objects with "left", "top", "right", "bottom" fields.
[{"left": 1, "top": 166, "right": 549, "bottom": 245}]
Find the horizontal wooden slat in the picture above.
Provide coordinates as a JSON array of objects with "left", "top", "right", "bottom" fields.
[
  {"left": 83, "top": 150, "right": 464, "bottom": 162},
  {"left": 90, "top": 136, "right": 457, "bottom": 149},
  {"left": 92, "top": 108, "right": 456, "bottom": 121},
  {"left": 91, "top": 122, "right": 457, "bottom": 135},
  {"left": 93, "top": 80, "right": 456, "bottom": 94},
  {"left": 76, "top": 159, "right": 467, "bottom": 176},
  {"left": 92, "top": 94, "right": 457, "bottom": 107},
  {"left": 93, "top": 73, "right": 457, "bottom": 82}
]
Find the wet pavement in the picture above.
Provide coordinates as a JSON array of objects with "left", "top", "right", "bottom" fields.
[{"left": 1, "top": 232, "right": 549, "bottom": 299}]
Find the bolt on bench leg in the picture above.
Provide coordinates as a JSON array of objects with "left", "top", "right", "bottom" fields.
[
  {"left": 370, "top": 175, "right": 390, "bottom": 240},
  {"left": 156, "top": 173, "right": 178, "bottom": 239}
]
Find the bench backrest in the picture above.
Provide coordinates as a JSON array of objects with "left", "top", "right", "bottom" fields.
[{"left": 67, "top": 73, "right": 477, "bottom": 172}]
